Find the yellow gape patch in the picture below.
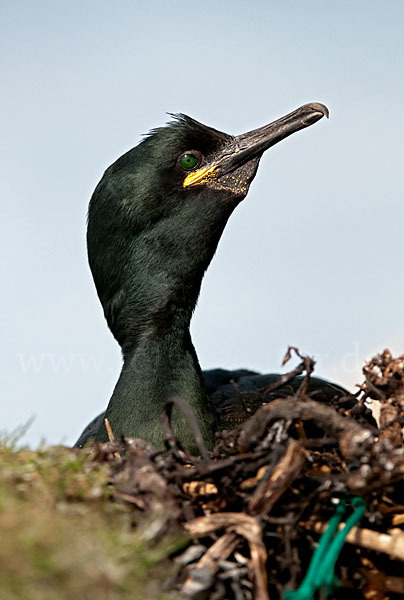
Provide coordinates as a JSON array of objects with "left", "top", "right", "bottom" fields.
[{"left": 183, "top": 165, "right": 216, "bottom": 187}]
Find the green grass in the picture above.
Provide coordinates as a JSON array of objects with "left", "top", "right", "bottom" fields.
[{"left": 0, "top": 441, "right": 184, "bottom": 600}]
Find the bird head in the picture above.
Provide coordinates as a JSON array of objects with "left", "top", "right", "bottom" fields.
[{"left": 87, "top": 103, "right": 328, "bottom": 352}]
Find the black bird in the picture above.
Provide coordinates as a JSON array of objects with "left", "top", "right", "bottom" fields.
[{"left": 76, "top": 103, "right": 345, "bottom": 451}]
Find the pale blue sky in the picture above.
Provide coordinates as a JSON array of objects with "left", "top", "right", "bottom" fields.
[{"left": 2, "top": 1, "right": 404, "bottom": 446}]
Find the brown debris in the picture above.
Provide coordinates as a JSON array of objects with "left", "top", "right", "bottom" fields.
[
  {"left": 301, "top": 521, "right": 404, "bottom": 562},
  {"left": 363, "top": 349, "right": 404, "bottom": 448},
  {"left": 248, "top": 440, "right": 306, "bottom": 515},
  {"left": 88, "top": 348, "right": 404, "bottom": 599},
  {"left": 185, "top": 513, "right": 268, "bottom": 600}
]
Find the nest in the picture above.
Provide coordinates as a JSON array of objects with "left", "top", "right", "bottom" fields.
[{"left": 90, "top": 348, "right": 404, "bottom": 600}]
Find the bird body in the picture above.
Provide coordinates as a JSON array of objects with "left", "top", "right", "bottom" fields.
[{"left": 76, "top": 103, "right": 336, "bottom": 451}]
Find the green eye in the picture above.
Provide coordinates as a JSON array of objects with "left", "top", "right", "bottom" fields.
[{"left": 179, "top": 153, "right": 199, "bottom": 170}]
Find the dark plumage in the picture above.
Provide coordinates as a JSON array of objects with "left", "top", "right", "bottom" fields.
[{"left": 76, "top": 103, "right": 344, "bottom": 452}]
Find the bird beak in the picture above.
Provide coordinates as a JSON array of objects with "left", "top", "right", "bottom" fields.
[{"left": 183, "top": 102, "right": 329, "bottom": 188}]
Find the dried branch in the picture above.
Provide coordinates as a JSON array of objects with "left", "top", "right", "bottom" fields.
[
  {"left": 248, "top": 440, "right": 306, "bottom": 515},
  {"left": 185, "top": 513, "right": 269, "bottom": 600},
  {"left": 302, "top": 520, "right": 404, "bottom": 562},
  {"left": 237, "top": 396, "right": 374, "bottom": 458}
]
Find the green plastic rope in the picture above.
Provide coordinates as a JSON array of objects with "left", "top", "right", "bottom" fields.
[{"left": 283, "top": 496, "right": 365, "bottom": 600}]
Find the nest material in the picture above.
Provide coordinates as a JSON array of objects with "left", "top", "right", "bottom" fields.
[{"left": 90, "top": 348, "right": 404, "bottom": 600}]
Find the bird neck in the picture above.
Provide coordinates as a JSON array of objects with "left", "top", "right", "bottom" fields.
[{"left": 95, "top": 315, "right": 217, "bottom": 451}]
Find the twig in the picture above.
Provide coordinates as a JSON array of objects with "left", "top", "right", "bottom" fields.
[
  {"left": 282, "top": 346, "right": 315, "bottom": 398},
  {"left": 301, "top": 521, "right": 404, "bottom": 562},
  {"left": 185, "top": 513, "right": 269, "bottom": 600},
  {"left": 181, "top": 532, "right": 240, "bottom": 596},
  {"left": 237, "top": 397, "right": 374, "bottom": 458},
  {"left": 248, "top": 440, "right": 307, "bottom": 515},
  {"left": 104, "top": 417, "right": 115, "bottom": 442},
  {"left": 258, "top": 346, "right": 308, "bottom": 396},
  {"left": 104, "top": 418, "right": 121, "bottom": 458}
]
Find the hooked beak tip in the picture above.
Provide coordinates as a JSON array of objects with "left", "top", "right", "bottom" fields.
[{"left": 307, "top": 102, "right": 329, "bottom": 119}]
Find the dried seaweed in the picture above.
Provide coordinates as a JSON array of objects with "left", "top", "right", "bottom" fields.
[{"left": 89, "top": 348, "right": 404, "bottom": 599}]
